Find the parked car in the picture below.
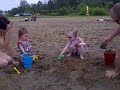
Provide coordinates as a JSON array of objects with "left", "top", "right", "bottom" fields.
[
  {"left": 14, "top": 14, "right": 20, "bottom": 17},
  {"left": 19, "top": 13, "right": 32, "bottom": 16}
]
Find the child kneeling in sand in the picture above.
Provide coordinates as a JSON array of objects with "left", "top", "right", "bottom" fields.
[{"left": 60, "top": 29, "right": 86, "bottom": 60}]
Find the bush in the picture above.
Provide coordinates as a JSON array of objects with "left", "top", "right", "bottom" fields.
[
  {"left": 68, "top": 7, "right": 76, "bottom": 14},
  {"left": 76, "top": 3, "right": 88, "bottom": 16},
  {"left": 69, "top": 13, "right": 77, "bottom": 16},
  {"left": 90, "top": 7, "right": 107, "bottom": 16},
  {"left": 77, "top": 6, "right": 87, "bottom": 15},
  {"left": 59, "top": 7, "right": 68, "bottom": 15},
  {"left": 76, "top": 3, "right": 85, "bottom": 11},
  {"left": 49, "top": 12, "right": 59, "bottom": 16}
]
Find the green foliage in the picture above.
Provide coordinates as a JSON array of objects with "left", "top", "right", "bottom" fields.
[
  {"left": 67, "top": 7, "right": 76, "bottom": 14},
  {"left": 76, "top": 3, "right": 88, "bottom": 16},
  {"left": 76, "top": 3, "right": 86, "bottom": 11},
  {"left": 49, "top": 12, "right": 59, "bottom": 16},
  {"left": 7, "top": 0, "right": 120, "bottom": 16},
  {"left": 90, "top": 7, "right": 107, "bottom": 16},
  {"left": 105, "top": 2, "right": 113, "bottom": 9},
  {"left": 59, "top": 7, "right": 68, "bottom": 15},
  {"left": 77, "top": 6, "right": 87, "bottom": 15}
]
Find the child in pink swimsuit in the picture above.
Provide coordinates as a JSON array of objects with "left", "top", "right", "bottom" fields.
[{"left": 60, "top": 29, "right": 86, "bottom": 60}]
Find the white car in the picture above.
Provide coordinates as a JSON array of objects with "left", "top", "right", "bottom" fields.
[{"left": 14, "top": 14, "right": 20, "bottom": 17}]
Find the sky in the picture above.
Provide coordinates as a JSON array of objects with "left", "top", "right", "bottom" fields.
[{"left": 0, "top": 0, "right": 48, "bottom": 11}]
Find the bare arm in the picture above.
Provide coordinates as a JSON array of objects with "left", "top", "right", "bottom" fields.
[
  {"left": 60, "top": 42, "right": 71, "bottom": 56},
  {"left": 19, "top": 44, "right": 26, "bottom": 54},
  {"left": 0, "top": 38, "right": 4, "bottom": 48},
  {"left": 78, "top": 37, "right": 86, "bottom": 45},
  {"left": 101, "top": 26, "right": 120, "bottom": 47},
  {"left": 114, "top": 61, "right": 120, "bottom": 73},
  {"left": 114, "top": 50, "right": 120, "bottom": 72},
  {"left": 106, "top": 26, "right": 120, "bottom": 42},
  {"left": 109, "top": 26, "right": 120, "bottom": 40},
  {"left": 4, "top": 24, "right": 13, "bottom": 57},
  {"left": 7, "top": 22, "right": 12, "bottom": 30}
]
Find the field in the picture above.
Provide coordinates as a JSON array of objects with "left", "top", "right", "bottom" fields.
[{"left": 0, "top": 16, "right": 120, "bottom": 90}]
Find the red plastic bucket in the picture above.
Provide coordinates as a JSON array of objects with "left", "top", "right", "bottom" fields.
[{"left": 104, "top": 51, "right": 116, "bottom": 66}]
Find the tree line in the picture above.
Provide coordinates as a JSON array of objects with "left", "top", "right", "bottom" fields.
[{"left": 8, "top": 0, "right": 120, "bottom": 16}]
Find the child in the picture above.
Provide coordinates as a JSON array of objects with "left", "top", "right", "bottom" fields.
[
  {"left": 17, "top": 28, "right": 32, "bottom": 54},
  {"left": 60, "top": 29, "right": 86, "bottom": 60}
]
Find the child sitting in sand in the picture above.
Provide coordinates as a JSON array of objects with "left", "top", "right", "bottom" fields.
[
  {"left": 60, "top": 29, "right": 86, "bottom": 60},
  {"left": 17, "top": 28, "right": 32, "bottom": 54}
]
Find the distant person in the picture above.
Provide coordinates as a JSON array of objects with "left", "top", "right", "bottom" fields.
[
  {"left": 31, "top": 14, "right": 37, "bottom": 21},
  {"left": 101, "top": 3, "right": 120, "bottom": 78}
]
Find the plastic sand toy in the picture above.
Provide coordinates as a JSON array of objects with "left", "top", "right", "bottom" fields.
[
  {"left": 34, "top": 55, "right": 39, "bottom": 61},
  {"left": 104, "top": 49, "right": 116, "bottom": 66},
  {"left": 21, "top": 53, "right": 34, "bottom": 68},
  {"left": 13, "top": 67, "right": 21, "bottom": 74},
  {"left": 57, "top": 55, "right": 66, "bottom": 60}
]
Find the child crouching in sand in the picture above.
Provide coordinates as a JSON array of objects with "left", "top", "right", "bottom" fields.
[{"left": 60, "top": 29, "right": 86, "bottom": 60}]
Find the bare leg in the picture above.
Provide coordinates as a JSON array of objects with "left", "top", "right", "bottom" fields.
[
  {"left": 67, "top": 44, "right": 76, "bottom": 57},
  {"left": 0, "top": 57, "right": 8, "bottom": 68},
  {"left": 105, "top": 49, "right": 120, "bottom": 78},
  {"left": 77, "top": 44, "right": 85, "bottom": 60},
  {"left": 0, "top": 52, "right": 12, "bottom": 63}
]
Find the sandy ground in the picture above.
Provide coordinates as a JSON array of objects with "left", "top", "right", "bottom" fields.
[{"left": 0, "top": 16, "right": 120, "bottom": 90}]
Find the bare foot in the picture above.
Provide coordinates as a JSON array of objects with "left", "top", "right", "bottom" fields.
[
  {"left": 67, "top": 54, "right": 72, "bottom": 57},
  {"left": 105, "top": 70, "right": 119, "bottom": 78},
  {"left": 80, "top": 55, "right": 84, "bottom": 60}
]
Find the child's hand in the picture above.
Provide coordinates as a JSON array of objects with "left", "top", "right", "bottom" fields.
[
  {"left": 100, "top": 37, "right": 112, "bottom": 49},
  {"left": 105, "top": 70, "right": 119, "bottom": 78},
  {"left": 100, "top": 43, "right": 107, "bottom": 49},
  {"left": 12, "top": 60, "right": 19, "bottom": 66},
  {"left": 60, "top": 53, "right": 63, "bottom": 56}
]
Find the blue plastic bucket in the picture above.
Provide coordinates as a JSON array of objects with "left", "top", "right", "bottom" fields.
[{"left": 21, "top": 54, "right": 34, "bottom": 68}]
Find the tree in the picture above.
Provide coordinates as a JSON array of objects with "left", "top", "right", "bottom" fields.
[
  {"left": 37, "top": 1, "right": 43, "bottom": 10},
  {"left": 69, "top": 0, "right": 77, "bottom": 7},
  {"left": 31, "top": 4, "right": 38, "bottom": 13},
  {"left": 48, "top": 0, "right": 54, "bottom": 10},
  {"left": 20, "top": 0, "right": 30, "bottom": 12},
  {"left": 54, "top": 0, "right": 69, "bottom": 9},
  {"left": 8, "top": 0, "right": 120, "bottom": 16}
]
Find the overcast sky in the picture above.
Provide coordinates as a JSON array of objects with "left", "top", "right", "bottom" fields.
[{"left": 0, "top": 0, "right": 48, "bottom": 11}]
